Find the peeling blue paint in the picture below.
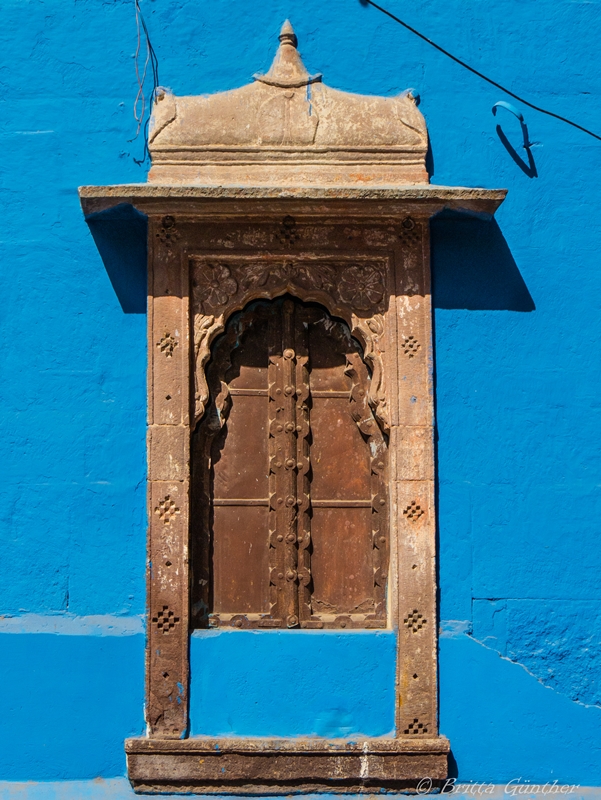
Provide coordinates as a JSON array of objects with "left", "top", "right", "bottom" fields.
[
  {"left": 0, "top": 614, "right": 144, "bottom": 636},
  {"left": 472, "top": 600, "right": 601, "bottom": 707},
  {"left": 440, "top": 633, "right": 601, "bottom": 785},
  {"left": 439, "top": 619, "right": 473, "bottom": 638}
]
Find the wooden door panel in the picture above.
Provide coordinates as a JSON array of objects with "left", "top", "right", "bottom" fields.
[
  {"left": 307, "top": 321, "right": 350, "bottom": 392},
  {"left": 309, "top": 397, "right": 371, "bottom": 501},
  {"left": 212, "top": 395, "right": 269, "bottom": 500},
  {"left": 212, "top": 506, "right": 270, "bottom": 614},
  {"left": 310, "top": 507, "right": 375, "bottom": 616},
  {"left": 226, "top": 326, "right": 269, "bottom": 390}
]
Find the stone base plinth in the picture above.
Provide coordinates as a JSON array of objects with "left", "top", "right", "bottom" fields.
[{"left": 126, "top": 736, "right": 450, "bottom": 794}]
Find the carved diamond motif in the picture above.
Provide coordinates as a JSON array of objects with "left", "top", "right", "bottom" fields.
[
  {"left": 402, "top": 335, "right": 421, "bottom": 358},
  {"left": 403, "top": 500, "right": 425, "bottom": 521},
  {"left": 403, "top": 717, "right": 428, "bottom": 735},
  {"left": 155, "top": 495, "right": 180, "bottom": 525},
  {"left": 404, "top": 609, "right": 427, "bottom": 632},
  {"left": 277, "top": 215, "right": 299, "bottom": 246},
  {"left": 152, "top": 605, "right": 180, "bottom": 634},
  {"left": 399, "top": 217, "right": 421, "bottom": 245},
  {"left": 157, "top": 332, "right": 178, "bottom": 358}
]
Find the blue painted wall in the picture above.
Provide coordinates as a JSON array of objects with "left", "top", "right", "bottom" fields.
[
  {"left": 189, "top": 630, "right": 396, "bottom": 738},
  {"left": 1, "top": 0, "right": 600, "bottom": 791}
]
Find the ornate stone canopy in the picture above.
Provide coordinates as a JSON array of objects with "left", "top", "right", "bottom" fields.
[{"left": 148, "top": 21, "right": 429, "bottom": 186}]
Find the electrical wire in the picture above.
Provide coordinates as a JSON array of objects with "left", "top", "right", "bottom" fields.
[
  {"left": 359, "top": 0, "right": 601, "bottom": 142},
  {"left": 133, "top": 1, "right": 150, "bottom": 137},
  {"left": 131, "top": 0, "right": 160, "bottom": 164}
]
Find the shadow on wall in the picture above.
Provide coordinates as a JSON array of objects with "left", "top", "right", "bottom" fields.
[
  {"left": 86, "top": 204, "right": 148, "bottom": 314},
  {"left": 85, "top": 205, "right": 535, "bottom": 316},
  {"left": 431, "top": 210, "right": 535, "bottom": 312}
]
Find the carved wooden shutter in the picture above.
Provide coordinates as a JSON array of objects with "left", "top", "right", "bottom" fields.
[{"left": 191, "top": 296, "right": 387, "bottom": 630}]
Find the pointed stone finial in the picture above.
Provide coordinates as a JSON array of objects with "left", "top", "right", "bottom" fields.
[
  {"left": 279, "top": 20, "right": 297, "bottom": 47},
  {"left": 254, "top": 21, "right": 322, "bottom": 88}
]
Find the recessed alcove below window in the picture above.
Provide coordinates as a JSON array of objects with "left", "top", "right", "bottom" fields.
[{"left": 188, "top": 629, "right": 396, "bottom": 738}]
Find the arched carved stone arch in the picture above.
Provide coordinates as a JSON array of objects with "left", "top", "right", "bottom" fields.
[{"left": 192, "top": 255, "right": 390, "bottom": 433}]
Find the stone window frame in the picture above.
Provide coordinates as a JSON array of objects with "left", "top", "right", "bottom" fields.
[{"left": 79, "top": 185, "right": 505, "bottom": 793}]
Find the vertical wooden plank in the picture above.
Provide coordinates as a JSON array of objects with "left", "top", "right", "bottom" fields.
[
  {"left": 268, "top": 306, "right": 286, "bottom": 622},
  {"left": 295, "top": 307, "right": 312, "bottom": 624}
]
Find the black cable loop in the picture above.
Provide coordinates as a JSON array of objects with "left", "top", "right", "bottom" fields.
[{"left": 360, "top": 0, "right": 601, "bottom": 142}]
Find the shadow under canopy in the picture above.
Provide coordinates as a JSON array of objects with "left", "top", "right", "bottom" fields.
[
  {"left": 431, "top": 209, "right": 534, "bottom": 312},
  {"left": 86, "top": 205, "right": 533, "bottom": 315},
  {"left": 86, "top": 203, "right": 148, "bottom": 314}
]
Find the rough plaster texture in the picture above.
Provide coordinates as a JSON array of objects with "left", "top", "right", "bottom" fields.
[
  {"left": 1, "top": 0, "right": 601, "bottom": 790},
  {"left": 472, "top": 599, "right": 601, "bottom": 707}
]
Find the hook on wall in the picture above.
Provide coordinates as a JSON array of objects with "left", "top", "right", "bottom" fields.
[{"left": 493, "top": 101, "right": 538, "bottom": 178}]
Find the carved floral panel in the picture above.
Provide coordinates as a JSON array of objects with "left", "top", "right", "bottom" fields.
[{"left": 190, "top": 255, "right": 391, "bottom": 434}]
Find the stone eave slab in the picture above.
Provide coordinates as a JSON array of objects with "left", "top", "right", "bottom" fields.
[{"left": 78, "top": 183, "right": 506, "bottom": 219}]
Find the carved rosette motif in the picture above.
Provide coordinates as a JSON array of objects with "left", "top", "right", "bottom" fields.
[
  {"left": 338, "top": 264, "right": 385, "bottom": 311},
  {"left": 194, "top": 262, "right": 238, "bottom": 307},
  {"left": 190, "top": 257, "right": 390, "bottom": 432}
]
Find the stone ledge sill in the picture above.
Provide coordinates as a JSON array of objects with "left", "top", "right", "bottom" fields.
[{"left": 125, "top": 736, "right": 450, "bottom": 794}]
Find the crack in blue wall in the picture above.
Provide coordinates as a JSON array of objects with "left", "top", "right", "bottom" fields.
[{"left": 471, "top": 600, "right": 601, "bottom": 708}]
